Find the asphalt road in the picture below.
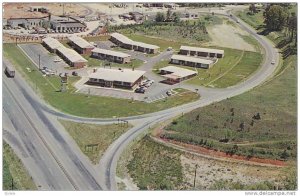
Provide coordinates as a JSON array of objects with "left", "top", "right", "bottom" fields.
[
  {"left": 3, "top": 70, "right": 106, "bottom": 190},
  {"left": 2, "top": 10, "right": 279, "bottom": 191}
]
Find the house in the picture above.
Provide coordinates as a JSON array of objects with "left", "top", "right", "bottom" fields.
[
  {"left": 110, "top": 33, "right": 160, "bottom": 54},
  {"left": 179, "top": 46, "right": 224, "bottom": 58},
  {"left": 68, "top": 35, "right": 95, "bottom": 54},
  {"left": 159, "top": 66, "right": 197, "bottom": 83},
  {"left": 91, "top": 48, "right": 131, "bottom": 64},
  {"left": 87, "top": 68, "right": 145, "bottom": 89},
  {"left": 171, "top": 54, "right": 214, "bottom": 69}
]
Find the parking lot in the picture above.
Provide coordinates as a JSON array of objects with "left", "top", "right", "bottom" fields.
[{"left": 19, "top": 43, "right": 68, "bottom": 74}]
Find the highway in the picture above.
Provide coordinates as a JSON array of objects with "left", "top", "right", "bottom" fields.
[{"left": 2, "top": 9, "right": 279, "bottom": 191}]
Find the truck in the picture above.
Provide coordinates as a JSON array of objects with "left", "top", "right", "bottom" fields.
[{"left": 5, "top": 64, "right": 15, "bottom": 78}]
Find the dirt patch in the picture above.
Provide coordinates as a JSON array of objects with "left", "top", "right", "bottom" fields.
[
  {"left": 3, "top": 3, "right": 88, "bottom": 19},
  {"left": 158, "top": 137, "right": 286, "bottom": 167},
  {"left": 207, "top": 22, "right": 256, "bottom": 52},
  {"left": 181, "top": 153, "right": 282, "bottom": 190}
]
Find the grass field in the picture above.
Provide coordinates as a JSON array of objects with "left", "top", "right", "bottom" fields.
[
  {"left": 153, "top": 48, "right": 262, "bottom": 88},
  {"left": 3, "top": 141, "right": 37, "bottom": 190},
  {"left": 112, "top": 15, "right": 223, "bottom": 48},
  {"left": 4, "top": 43, "right": 199, "bottom": 118},
  {"left": 127, "top": 136, "right": 183, "bottom": 190},
  {"left": 162, "top": 54, "right": 297, "bottom": 160},
  {"left": 60, "top": 120, "right": 132, "bottom": 164}
]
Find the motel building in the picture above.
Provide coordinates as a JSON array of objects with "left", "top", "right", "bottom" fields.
[
  {"left": 88, "top": 68, "right": 146, "bottom": 90},
  {"left": 171, "top": 54, "right": 214, "bottom": 69},
  {"left": 91, "top": 48, "right": 131, "bottom": 64},
  {"left": 110, "top": 33, "right": 160, "bottom": 54},
  {"left": 42, "top": 37, "right": 64, "bottom": 53},
  {"left": 179, "top": 46, "right": 224, "bottom": 58},
  {"left": 56, "top": 46, "right": 88, "bottom": 68},
  {"left": 159, "top": 66, "right": 197, "bottom": 84},
  {"left": 68, "top": 35, "right": 95, "bottom": 55}
]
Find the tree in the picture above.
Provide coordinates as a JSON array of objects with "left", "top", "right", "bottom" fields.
[
  {"left": 263, "top": 5, "right": 288, "bottom": 31},
  {"left": 287, "top": 12, "right": 297, "bottom": 43},
  {"left": 166, "top": 9, "right": 172, "bottom": 20},
  {"left": 249, "top": 4, "right": 257, "bottom": 15},
  {"left": 155, "top": 12, "right": 165, "bottom": 22},
  {"left": 172, "top": 12, "right": 180, "bottom": 23}
]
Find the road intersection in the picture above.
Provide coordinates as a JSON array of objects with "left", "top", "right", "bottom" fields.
[{"left": 2, "top": 10, "right": 279, "bottom": 190}]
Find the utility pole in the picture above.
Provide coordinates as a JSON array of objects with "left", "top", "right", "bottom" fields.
[
  {"left": 38, "top": 54, "right": 41, "bottom": 70},
  {"left": 193, "top": 164, "right": 198, "bottom": 189},
  {"left": 11, "top": 178, "right": 14, "bottom": 190}
]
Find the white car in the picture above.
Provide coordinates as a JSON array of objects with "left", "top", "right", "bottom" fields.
[
  {"left": 54, "top": 58, "right": 62, "bottom": 62},
  {"left": 271, "top": 60, "right": 275, "bottom": 65}
]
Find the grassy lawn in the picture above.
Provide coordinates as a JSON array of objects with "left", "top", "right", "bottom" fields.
[
  {"left": 59, "top": 120, "right": 132, "bottom": 164},
  {"left": 162, "top": 54, "right": 297, "bottom": 161},
  {"left": 153, "top": 47, "right": 262, "bottom": 88},
  {"left": 3, "top": 141, "right": 37, "bottom": 190},
  {"left": 127, "top": 136, "right": 183, "bottom": 190},
  {"left": 82, "top": 54, "right": 144, "bottom": 68},
  {"left": 236, "top": 10, "right": 265, "bottom": 29},
  {"left": 3, "top": 43, "right": 199, "bottom": 118}
]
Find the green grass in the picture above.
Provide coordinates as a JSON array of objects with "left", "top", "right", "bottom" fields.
[
  {"left": 163, "top": 54, "right": 297, "bottom": 160},
  {"left": 4, "top": 43, "right": 199, "bottom": 118},
  {"left": 236, "top": 10, "right": 265, "bottom": 29},
  {"left": 59, "top": 120, "right": 132, "bottom": 164},
  {"left": 153, "top": 47, "right": 262, "bottom": 88},
  {"left": 127, "top": 136, "right": 183, "bottom": 190},
  {"left": 3, "top": 141, "right": 37, "bottom": 190}
]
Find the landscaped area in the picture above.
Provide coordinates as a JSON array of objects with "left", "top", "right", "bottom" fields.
[
  {"left": 60, "top": 120, "right": 133, "bottom": 164},
  {"left": 153, "top": 48, "right": 262, "bottom": 88},
  {"left": 3, "top": 43, "right": 199, "bottom": 118},
  {"left": 3, "top": 141, "right": 37, "bottom": 190}
]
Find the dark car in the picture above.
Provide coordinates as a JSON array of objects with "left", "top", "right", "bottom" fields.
[
  {"left": 72, "top": 71, "right": 78, "bottom": 76},
  {"left": 135, "top": 88, "right": 145, "bottom": 94}
]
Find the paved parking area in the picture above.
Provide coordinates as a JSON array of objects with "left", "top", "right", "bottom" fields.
[
  {"left": 75, "top": 76, "right": 174, "bottom": 103},
  {"left": 19, "top": 43, "right": 68, "bottom": 75}
]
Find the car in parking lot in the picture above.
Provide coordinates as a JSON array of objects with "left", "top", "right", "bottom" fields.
[
  {"left": 135, "top": 88, "right": 145, "bottom": 94},
  {"left": 54, "top": 58, "right": 62, "bottom": 62}
]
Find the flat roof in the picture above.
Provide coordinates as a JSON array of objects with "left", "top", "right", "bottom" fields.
[
  {"left": 89, "top": 68, "right": 145, "bottom": 83},
  {"left": 92, "top": 48, "right": 131, "bottom": 58},
  {"left": 57, "top": 47, "right": 87, "bottom": 63},
  {"left": 180, "top": 46, "right": 224, "bottom": 54},
  {"left": 68, "top": 36, "right": 94, "bottom": 49},
  {"left": 42, "top": 37, "right": 64, "bottom": 50},
  {"left": 111, "top": 33, "right": 160, "bottom": 50},
  {"left": 159, "top": 65, "right": 197, "bottom": 78},
  {"left": 171, "top": 54, "right": 214, "bottom": 65}
]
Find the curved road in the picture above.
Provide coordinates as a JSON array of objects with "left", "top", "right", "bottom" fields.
[{"left": 3, "top": 10, "right": 279, "bottom": 190}]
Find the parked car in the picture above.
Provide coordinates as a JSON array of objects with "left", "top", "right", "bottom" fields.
[
  {"left": 54, "top": 58, "right": 62, "bottom": 62},
  {"left": 72, "top": 71, "right": 78, "bottom": 76},
  {"left": 135, "top": 88, "right": 145, "bottom": 94},
  {"left": 166, "top": 91, "right": 172, "bottom": 96}
]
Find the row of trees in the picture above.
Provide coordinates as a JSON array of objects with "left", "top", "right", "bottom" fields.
[{"left": 263, "top": 4, "right": 297, "bottom": 45}]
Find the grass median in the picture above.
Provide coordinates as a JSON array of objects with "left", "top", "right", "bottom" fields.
[
  {"left": 59, "top": 120, "right": 133, "bottom": 164},
  {"left": 3, "top": 43, "right": 199, "bottom": 118}
]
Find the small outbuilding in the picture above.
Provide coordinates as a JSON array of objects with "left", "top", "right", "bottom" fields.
[{"left": 159, "top": 65, "right": 197, "bottom": 84}]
